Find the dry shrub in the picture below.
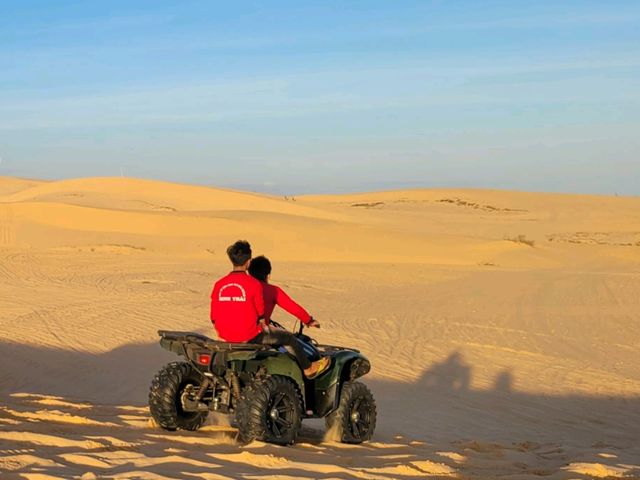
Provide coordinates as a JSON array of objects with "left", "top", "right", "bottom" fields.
[{"left": 505, "top": 234, "right": 535, "bottom": 247}]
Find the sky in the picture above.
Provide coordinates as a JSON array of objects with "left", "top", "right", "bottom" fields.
[{"left": 1, "top": 1, "right": 639, "bottom": 195}]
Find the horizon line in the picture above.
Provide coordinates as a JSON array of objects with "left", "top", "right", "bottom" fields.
[{"left": 1, "top": 174, "right": 638, "bottom": 200}]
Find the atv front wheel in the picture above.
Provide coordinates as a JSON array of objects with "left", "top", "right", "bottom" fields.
[
  {"left": 149, "top": 361, "right": 208, "bottom": 431},
  {"left": 325, "top": 381, "right": 376, "bottom": 443},
  {"left": 235, "top": 375, "right": 302, "bottom": 445}
]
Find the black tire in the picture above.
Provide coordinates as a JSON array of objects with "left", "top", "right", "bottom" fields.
[
  {"left": 325, "top": 381, "right": 376, "bottom": 443},
  {"left": 235, "top": 375, "right": 302, "bottom": 445},
  {"left": 149, "top": 361, "right": 208, "bottom": 431}
]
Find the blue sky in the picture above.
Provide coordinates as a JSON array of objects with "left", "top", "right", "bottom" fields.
[{"left": 1, "top": 1, "right": 639, "bottom": 194}]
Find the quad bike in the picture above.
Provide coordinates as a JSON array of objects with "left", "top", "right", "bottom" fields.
[{"left": 148, "top": 322, "right": 376, "bottom": 445}]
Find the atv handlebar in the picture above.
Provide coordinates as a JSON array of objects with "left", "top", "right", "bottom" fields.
[{"left": 268, "top": 320, "right": 307, "bottom": 335}]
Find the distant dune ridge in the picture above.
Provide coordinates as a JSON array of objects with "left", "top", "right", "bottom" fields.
[
  {"left": 2, "top": 175, "right": 639, "bottom": 265},
  {"left": 0, "top": 176, "right": 639, "bottom": 479}
]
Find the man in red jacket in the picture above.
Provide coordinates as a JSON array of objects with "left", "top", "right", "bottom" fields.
[{"left": 210, "top": 240, "right": 329, "bottom": 379}]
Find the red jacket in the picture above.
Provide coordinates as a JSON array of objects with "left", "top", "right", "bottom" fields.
[
  {"left": 210, "top": 271, "right": 265, "bottom": 342},
  {"left": 261, "top": 282, "right": 312, "bottom": 325}
]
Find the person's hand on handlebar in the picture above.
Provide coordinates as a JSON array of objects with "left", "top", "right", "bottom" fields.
[{"left": 307, "top": 318, "right": 321, "bottom": 328}]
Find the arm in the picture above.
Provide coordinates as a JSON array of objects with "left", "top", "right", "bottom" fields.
[
  {"left": 274, "top": 286, "right": 312, "bottom": 324},
  {"left": 253, "top": 281, "right": 265, "bottom": 321}
]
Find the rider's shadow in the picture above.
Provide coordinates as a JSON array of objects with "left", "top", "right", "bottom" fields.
[{"left": 416, "top": 351, "right": 471, "bottom": 393}]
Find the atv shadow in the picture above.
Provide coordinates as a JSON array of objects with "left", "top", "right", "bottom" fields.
[
  {"left": 367, "top": 350, "right": 640, "bottom": 477},
  {"left": 369, "top": 350, "right": 640, "bottom": 445}
]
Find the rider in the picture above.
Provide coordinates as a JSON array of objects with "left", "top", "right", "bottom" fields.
[
  {"left": 210, "top": 240, "right": 330, "bottom": 379},
  {"left": 249, "top": 255, "right": 321, "bottom": 360},
  {"left": 248, "top": 255, "right": 319, "bottom": 328}
]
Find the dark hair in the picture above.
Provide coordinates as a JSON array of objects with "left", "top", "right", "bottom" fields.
[
  {"left": 248, "top": 255, "right": 271, "bottom": 282},
  {"left": 226, "top": 240, "right": 252, "bottom": 266}
]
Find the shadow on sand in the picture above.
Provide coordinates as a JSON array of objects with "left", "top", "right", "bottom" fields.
[
  {"left": 1, "top": 340, "right": 639, "bottom": 479},
  {"left": 371, "top": 350, "right": 639, "bottom": 445}
]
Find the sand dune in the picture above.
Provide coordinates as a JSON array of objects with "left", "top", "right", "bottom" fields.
[
  {"left": 1, "top": 176, "right": 342, "bottom": 219},
  {"left": 1, "top": 176, "right": 639, "bottom": 479},
  {"left": 0, "top": 177, "right": 540, "bottom": 264},
  {"left": 0, "top": 177, "right": 46, "bottom": 196}
]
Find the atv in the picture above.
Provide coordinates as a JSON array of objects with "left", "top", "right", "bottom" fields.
[{"left": 148, "top": 322, "right": 377, "bottom": 445}]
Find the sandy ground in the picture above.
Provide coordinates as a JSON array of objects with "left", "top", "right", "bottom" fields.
[{"left": 0, "top": 176, "right": 639, "bottom": 479}]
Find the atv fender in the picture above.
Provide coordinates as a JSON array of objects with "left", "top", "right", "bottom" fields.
[
  {"left": 232, "top": 352, "right": 306, "bottom": 403},
  {"left": 314, "top": 351, "right": 370, "bottom": 417},
  {"left": 261, "top": 354, "right": 306, "bottom": 401}
]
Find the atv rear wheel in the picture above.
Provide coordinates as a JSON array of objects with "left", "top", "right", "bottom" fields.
[
  {"left": 235, "top": 375, "right": 302, "bottom": 445},
  {"left": 325, "top": 381, "right": 376, "bottom": 443},
  {"left": 149, "top": 361, "right": 208, "bottom": 431}
]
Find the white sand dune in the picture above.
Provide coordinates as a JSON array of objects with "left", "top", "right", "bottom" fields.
[{"left": 1, "top": 176, "right": 639, "bottom": 479}]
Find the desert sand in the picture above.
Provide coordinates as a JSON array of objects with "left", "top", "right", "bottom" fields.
[{"left": 1, "top": 176, "right": 639, "bottom": 479}]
